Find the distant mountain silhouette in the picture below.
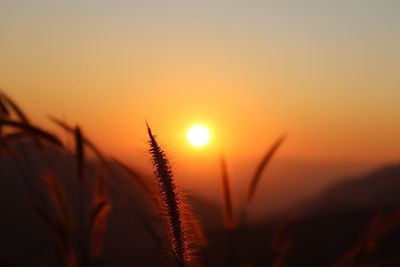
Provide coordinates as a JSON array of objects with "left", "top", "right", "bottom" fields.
[
  {"left": 285, "top": 163, "right": 400, "bottom": 266},
  {"left": 230, "top": 163, "right": 400, "bottom": 267},
  {"left": 306, "top": 163, "right": 400, "bottom": 214}
]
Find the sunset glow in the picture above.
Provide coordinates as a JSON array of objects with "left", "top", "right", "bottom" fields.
[
  {"left": 187, "top": 125, "right": 211, "bottom": 147},
  {"left": 1, "top": 2, "right": 400, "bottom": 266}
]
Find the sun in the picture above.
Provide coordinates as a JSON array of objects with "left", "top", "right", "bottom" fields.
[{"left": 187, "top": 124, "right": 210, "bottom": 147}]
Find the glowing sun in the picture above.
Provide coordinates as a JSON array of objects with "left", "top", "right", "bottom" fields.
[{"left": 187, "top": 125, "right": 210, "bottom": 147}]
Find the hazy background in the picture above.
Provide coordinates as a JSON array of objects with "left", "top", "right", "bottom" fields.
[{"left": 1, "top": 1, "right": 399, "bottom": 218}]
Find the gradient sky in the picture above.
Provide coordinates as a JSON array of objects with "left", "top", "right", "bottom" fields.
[{"left": 1, "top": 1, "right": 399, "bottom": 172}]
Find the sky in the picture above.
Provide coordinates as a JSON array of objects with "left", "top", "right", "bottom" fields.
[{"left": 1, "top": 1, "right": 400, "bottom": 207}]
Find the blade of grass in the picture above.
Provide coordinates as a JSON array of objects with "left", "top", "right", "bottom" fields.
[
  {"left": 49, "top": 116, "right": 107, "bottom": 167},
  {"left": 113, "top": 158, "right": 153, "bottom": 198},
  {"left": 75, "top": 126, "right": 85, "bottom": 184},
  {"left": 247, "top": 134, "right": 286, "bottom": 203},
  {"left": 0, "top": 97, "right": 9, "bottom": 135},
  {"left": 41, "top": 171, "right": 72, "bottom": 235},
  {"left": 271, "top": 213, "right": 302, "bottom": 252},
  {"left": 0, "top": 91, "right": 44, "bottom": 148},
  {"left": 90, "top": 195, "right": 111, "bottom": 259},
  {"left": 0, "top": 119, "right": 63, "bottom": 148},
  {"left": 220, "top": 154, "right": 235, "bottom": 229},
  {"left": 0, "top": 91, "right": 29, "bottom": 123},
  {"left": 0, "top": 98, "right": 9, "bottom": 117}
]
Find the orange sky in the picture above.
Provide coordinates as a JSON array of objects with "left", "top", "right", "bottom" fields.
[{"left": 1, "top": 1, "right": 399, "bottom": 187}]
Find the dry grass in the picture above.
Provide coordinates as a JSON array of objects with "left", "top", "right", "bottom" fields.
[
  {"left": 246, "top": 134, "right": 286, "bottom": 203},
  {"left": 0, "top": 93, "right": 113, "bottom": 266},
  {"left": 0, "top": 91, "right": 44, "bottom": 148},
  {"left": 33, "top": 171, "right": 76, "bottom": 267},
  {"left": 0, "top": 119, "right": 63, "bottom": 148},
  {"left": 90, "top": 186, "right": 111, "bottom": 259},
  {"left": 147, "top": 123, "right": 199, "bottom": 266},
  {"left": 75, "top": 126, "right": 85, "bottom": 184},
  {"left": 220, "top": 154, "right": 235, "bottom": 229},
  {"left": 3, "top": 91, "right": 400, "bottom": 267},
  {"left": 271, "top": 214, "right": 302, "bottom": 267},
  {"left": 113, "top": 158, "right": 155, "bottom": 201},
  {"left": 335, "top": 210, "right": 400, "bottom": 267}
]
